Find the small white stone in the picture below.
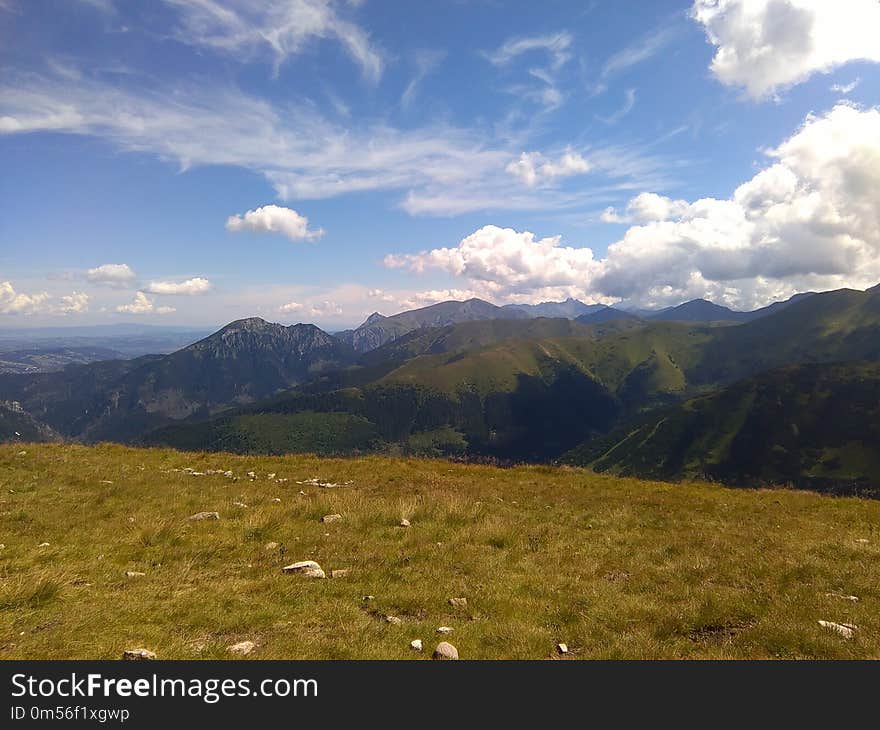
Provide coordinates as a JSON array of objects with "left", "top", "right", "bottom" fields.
[
  {"left": 556, "top": 642, "right": 569, "bottom": 654},
  {"left": 265, "top": 542, "right": 279, "bottom": 551},
  {"left": 38, "top": 542, "right": 50, "bottom": 548},
  {"left": 436, "top": 626, "right": 454, "bottom": 634},
  {"left": 125, "top": 571, "right": 146, "bottom": 578},
  {"left": 227, "top": 641, "right": 256, "bottom": 656},
  {"left": 271, "top": 498, "right": 282, "bottom": 503},
  {"left": 282, "top": 560, "right": 325, "bottom": 578},
  {"left": 188, "top": 511, "right": 219, "bottom": 521},
  {"left": 123, "top": 648, "right": 156, "bottom": 660},
  {"left": 321, "top": 513, "right": 343, "bottom": 523},
  {"left": 410, "top": 639, "right": 423, "bottom": 652},
  {"left": 449, "top": 597, "right": 467, "bottom": 608},
  {"left": 826, "top": 592, "right": 859, "bottom": 602},
  {"left": 385, "top": 615, "right": 403, "bottom": 626},
  {"left": 818, "top": 620, "right": 857, "bottom": 639},
  {"left": 399, "top": 519, "right": 411, "bottom": 528}
]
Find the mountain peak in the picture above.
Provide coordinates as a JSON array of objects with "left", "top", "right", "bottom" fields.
[{"left": 222, "top": 317, "right": 271, "bottom": 330}]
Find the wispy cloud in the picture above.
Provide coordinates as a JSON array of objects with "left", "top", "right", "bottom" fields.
[
  {"left": 485, "top": 31, "right": 573, "bottom": 70},
  {"left": 592, "top": 24, "right": 680, "bottom": 94},
  {"left": 164, "top": 0, "right": 384, "bottom": 81},
  {"left": 400, "top": 50, "right": 446, "bottom": 110},
  {"left": 0, "top": 68, "right": 679, "bottom": 217},
  {"left": 597, "top": 88, "right": 637, "bottom": 124}
]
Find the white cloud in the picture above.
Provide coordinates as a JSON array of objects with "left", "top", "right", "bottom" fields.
[
  {"left": 279, "top": 299, "right": 342, "bottom": 318},
  {"left": 0, "top": 281, "right": 51, "bottom": 314},
  {"left": 86, "top": 263, "right": 136, "bottom": 287},
  {"left": 367, "top": 288, "right": 395, "bottom": 303},
  {"left": 387, "top": 104, "right": 880, "bottom": 309},
  {"left": 384, "top": 225, "right": 601, "bottom": 294},
  {"left": 116, "top": 291, "right": 175, "bottom": 314},
  {"left": 485, "top": 32, "right": 573, "bottom": 70},
  {"left": 165, "top": 0, "right": 384, "bottom": 82},
  {"left": 145, "top": 277, "right": 212, "bottom": 296},
  {"left": 506, "top": 149, "right": 591, "bottom": 187},
  {"left": 55, "top": 291, "right": 90, "bottom": 314},
  {"left": 0, "top": 281, "right": 89, "bottom": 315},
  {"left": 0, "top": 68, "right": 676, "bottom": 217},
  {"left": 226, "top": 205, "right": 324, "bottom": 241},
  {"left": 831, "top": 78, "right": 860, "bottom": 95},
  {"left": 600, "top": 192, "right": 691, "bottom": 224},
  {"left": 691, "top": 0, "right": 880, "bottom": 100}
]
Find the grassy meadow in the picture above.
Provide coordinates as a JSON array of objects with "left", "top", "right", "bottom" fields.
[{"left": 0, "top": 443, "right": 878, "bottom": 659}]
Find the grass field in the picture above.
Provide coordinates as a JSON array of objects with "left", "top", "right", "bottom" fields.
[{"left": 1, "top": 443, "right": 878, "bottom": 659}]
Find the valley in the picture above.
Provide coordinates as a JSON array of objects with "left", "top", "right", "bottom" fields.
[{"left": 1, "top": 286, "right": 878, "bottom": 494}]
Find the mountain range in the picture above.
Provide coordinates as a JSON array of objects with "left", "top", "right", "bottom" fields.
[{"left": 0, "top": 286, "right": 877, "bottom": 493}]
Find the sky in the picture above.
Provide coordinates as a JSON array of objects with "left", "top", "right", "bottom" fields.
[{"left": 1, "top": 0, "right": 879, "bottom": 330}]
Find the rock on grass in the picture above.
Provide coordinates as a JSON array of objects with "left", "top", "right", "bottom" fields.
[
  {"left": 188, "top": 511, "right": 219, "bottom": 521},
  {"left": 432, "top": 642, "right": 458, "bottom": 660},
  {"left": 282, "top": 561, "right": 325, "bottom": 578},
  {"left": 227, "top": 641, "right": 256, "bottom": 656},
  {"left": 123, "top": 648, "right": 156, "bottom": 660}
]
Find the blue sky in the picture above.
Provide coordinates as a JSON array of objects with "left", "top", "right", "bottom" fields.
[{"left": 1, "top": 0, "right": 879, "bottom": 329}]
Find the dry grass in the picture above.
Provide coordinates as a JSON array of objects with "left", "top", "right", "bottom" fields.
[{"left": 1, "top": 443, "right": 878, "bottom": 659}]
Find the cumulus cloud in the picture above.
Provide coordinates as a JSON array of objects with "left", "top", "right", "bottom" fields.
[
  {"left": 166, "top": 0, "right": 384, "bottom": 82},
  {"left": 506, "top": 149, "right": 591, "bottom": 187},
  {"left": 279, "top": 299, "right": 342, "bottom": 318},
  {"left": 385, "top": 225, "right": 600, "bottom": 293},
  {"left": 600, "top": 192, "right": 691, "bottom": 224},
  {"left": 367, "top": 288, "right": 395, "bottom": 303},
  {"left": 691, "top": 0, "right": 880, "bottom": 99},
  {"left": 0, "top": 281, "right": 89, "bottom": 315},
  {"left": 226, "top": 205, "right": 324, "bottom": 241},
  {"left": 55, "top": 291, "right": 90, "bottom": 314},
  {"left": 86, "top": 263, "right": 136, "bottom": 287},
  {"left": 145, "top": 277, "right": 212, "bottom": 295},
  {"left": 116, "top": 291, "right": 175, "bottom": 315},
  {"left": 387, "top": 104, "right": 880, "bottom": 309},
  {"left": 0, "top": 281, "right": 51, "bottom": 314}
]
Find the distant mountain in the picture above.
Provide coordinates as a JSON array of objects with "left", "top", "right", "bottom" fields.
[
  {"left": 646, "top": 298, "right": 746, "bottom": 322},
  {"left": 503, "top": 298, "right": 604, "bottom": 319},
  {"left": 564, "top": 361, "right": 880, "bottom": 496},
  {"left": 0, "top": 318, "right": 355, "bottom": 442},
  {"left": 642, "top": 292, "right": 815, "bottom": 323},
  {"left": 336, "top": 298, "right": 528, "bottom": 353},
  {"left": 576, "top": 306, "right": 641, "bottom": 325}
]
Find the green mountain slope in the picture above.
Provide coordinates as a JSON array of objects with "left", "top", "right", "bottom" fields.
[{"left": 564, "top": 361, "right": 880, "bottom": 495}]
